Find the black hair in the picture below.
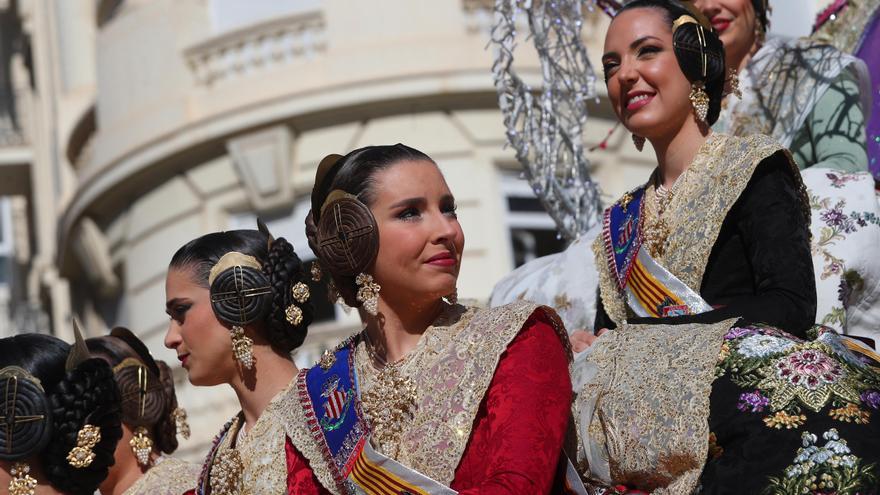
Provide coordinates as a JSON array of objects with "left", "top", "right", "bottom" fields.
[
  {"left": 86, "top": 329, "right": 181, "bottom": 455},
  {"left": 0, "top": 334, "right": 122, "bottom": 495},
  {"left": 752, "top": 0, "right": 769, "bottom": 33},
  {"left": 615, "top": 0, "right": 727, "bottom": 125},
  {"left": 310, "top": 143, "right": 435, "bottom": 221},
  {"left": 169, "top": 229, "right": 313, "bottom": 354}
]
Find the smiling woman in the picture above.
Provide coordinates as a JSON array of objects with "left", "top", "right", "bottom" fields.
[
  {"left": 297, "top": 144, "right": 577, "bottom": 494},
  {"left": 570, "top": 1, "right": 880, "bottom": 493}
]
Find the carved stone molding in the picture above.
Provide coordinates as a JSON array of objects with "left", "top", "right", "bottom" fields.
[
  {"left": 71, "top": 217, "right": 120, "bottom": 298},
  {"left": 184, "top": 10, "right": 327, "bottom": 86},
  {"left": 226, "top": 125, "right": 293, "bottom": 212}
]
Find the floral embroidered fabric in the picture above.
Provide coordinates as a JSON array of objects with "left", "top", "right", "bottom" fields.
[
  {"left": 803, "top": 168, "right": 880, "bottom": 345},
  {"left": 575, "top": 319, "right": 880, "bottom": 494},
  {"left": 702, "top": 323, "right": 880, "bottom": 493}
]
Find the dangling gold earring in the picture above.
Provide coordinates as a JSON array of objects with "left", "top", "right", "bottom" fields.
[
  {"left": 8, "top": 462, "right": 37, "bottom": 495},
  {"left": 443, "top": 288, "right": 458, "bottom": 305},
  {"left": 632, "top": 134, "right": 645, "bottom": 152},
  {"left": 355, "top": 273, "right": 381, "bottom": 316},
  {"left": 67, "top": 424, "right": 101, "bottom": 468},
  {"left": 172, "top": 407, "right": 191, "bottom": 440},
  {"left": 310, "top": 262, "right": 323, "bottom": 282},
  {"left": 727, "top": 68, "right": 742, "bottom": 99},
  {"left": 230, "top": 326, "right": 254, "bottom": 369},
  {"left": 689, "top": 82, "right": 710, "bottom": 123},
  {"left": 130, "top": 426, "right": 153, "bottom": 467}
]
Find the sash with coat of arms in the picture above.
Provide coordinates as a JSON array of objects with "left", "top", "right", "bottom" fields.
[{"left": 298, "top": 339, "right": 456, "bottom": 495}]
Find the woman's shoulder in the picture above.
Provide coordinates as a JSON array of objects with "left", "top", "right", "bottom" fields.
[
  {"left": 702, "top": 133, "right": 793, "bottom": 182},
  {"left": 123, "top": 456, "right": 200, "bottom": 495},
  {"left": 712, "top": 132, "right": 783, "bottom": 157},
  {"left": 470, "top": 300, "right": 559, "bottom": 330},
  {"left": 470, "top": 301, "right": 570, "bottom": 355}
]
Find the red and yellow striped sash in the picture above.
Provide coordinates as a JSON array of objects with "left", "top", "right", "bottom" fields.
[
  {"left": 627, "top": 256, "right": 685, "bottom": 317},
  {"left": 350, "top": 449, "right": 431, "bottom": 495}
]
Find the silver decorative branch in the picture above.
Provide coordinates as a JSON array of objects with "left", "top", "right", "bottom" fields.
[{"left": 490, "top": 0, "right": 603, "bottom": 240}]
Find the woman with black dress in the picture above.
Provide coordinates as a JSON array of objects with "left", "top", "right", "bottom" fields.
[{"left": 573, "top": 1, "right": 880, "bottom": 493}]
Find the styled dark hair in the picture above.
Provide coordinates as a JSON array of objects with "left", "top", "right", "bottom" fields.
[
  {"left": 310, "top": 143, "right": 434, "bottom": 217},
  {"left": 169, "top": 229, "right": 313, "bottom": 354},
  {"left": 615, "top": 0, "right": 727, "bottom": 125},
  {"left": 0, "top": 334, "right": 122, "bottom": 495},
  {"left": 752, "top": 0, "right": 769, "bottom": 33},
  {"left": 86, "top": 328, "right": 181, "bottom": 455},
  {"left": 307, "top": 143, "right": 435, "bottom": 307}
]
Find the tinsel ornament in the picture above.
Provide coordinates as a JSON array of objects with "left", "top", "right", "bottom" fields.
[{"left": 491, "top": 0, "right": 605, "bottom": 240}]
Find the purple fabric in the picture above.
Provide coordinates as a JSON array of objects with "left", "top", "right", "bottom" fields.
[{"left": 856, "top": 11, "right": 880, "bottom": 179}]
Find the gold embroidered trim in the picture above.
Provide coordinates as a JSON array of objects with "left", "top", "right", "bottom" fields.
[
  {"left": 594, "top": 133, "right": 808, "bottom": 325},
  {"left": 122, "top": 456, "right": 200, "bottom": 495},
  {"left": 207, "top": 379, "right": 339, "bottom": 495},
  {"left": 279, "top": 381, "right": 345, "bottom": 494},
  {"left": 593, "top": 235, "right": 628, "bottom": 325},
  {"left": 388, "top": 301, "right": 565, "bottom": 485},
  {"left": 574, "top": 318, "right": 737, "bottom": 491}
]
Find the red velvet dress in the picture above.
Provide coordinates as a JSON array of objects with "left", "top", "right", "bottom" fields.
[{"left": 195, "top": 312, "right": 571, "bottom": 494}]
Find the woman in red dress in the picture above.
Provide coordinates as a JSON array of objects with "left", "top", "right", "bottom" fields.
[
  {"left": 298, "top": 144, "right": 574, "bottom": 494},
  {"left": 163, "top": 143, "right": 574, "bottom": 494}
]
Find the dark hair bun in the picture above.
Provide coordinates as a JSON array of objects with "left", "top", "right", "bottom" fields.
[
  {"left": 209, "top": 265, "right": 273, "bottom": 327},
  {"left": 0, "top": 368, "right": 53, "bottom": 460},
  {"left": 41, "top": 358, "right": 122, "bottom": 495},
  {"left": 314, "top": 195, "right": 380, "bottom": 277},
  {"left": 153, "top": 360, "right": 179, "bottom": 454},
  {"left": 671, "top": 18, "right": 726, "bottom": 125},
  {"left": 264, "top": 236, "right": 313, "bottom": 353},
  {"left": 113, "top": 360, "right": 167, "bottom": 427}
]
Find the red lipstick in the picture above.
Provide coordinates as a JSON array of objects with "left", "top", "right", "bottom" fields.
[{"left": 425, "top": 252, "right": 456, "bottom": 267}]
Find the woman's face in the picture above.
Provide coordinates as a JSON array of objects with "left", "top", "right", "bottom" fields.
[
  {"left": 368, "top": 160, "right": 464, "bottom": 308},
  {"left": 164, "top": 267, "right": 236, "bottom": 386},
  {"left": 603, "top": 8, "right": 694, "bottom": 142},
  {"left": 694, "top": 0, "right": 759, "bottom": 66}
]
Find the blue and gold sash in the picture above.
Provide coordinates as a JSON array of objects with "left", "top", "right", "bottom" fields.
[
  {"left": 602, "top": 186, "right": 646, "bottom": 290},
  {"left": 299, "top": 343, "right": 368, "bottom": 489},
  {"left": 602, "top": 186, "right": 712, "bottom": 318},
  {"left": 299, "top": 341, "right": 455, "bottom": 494}
]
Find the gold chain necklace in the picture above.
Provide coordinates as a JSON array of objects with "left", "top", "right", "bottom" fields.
[
  {"left": 643, "top": 171, "right": 688, "bottom": 258},
  {"left": 359, "top": 332, "right": 418, "bottom": 458}
]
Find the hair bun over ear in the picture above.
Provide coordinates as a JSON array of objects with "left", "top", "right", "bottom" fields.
[
  {"left": 314, "top": 194, "right": 380, "bottom": 277},
  {"left": 0, "top": 367, "right": 53, "bottom": 461},
  {"left": 209, "top": 264, "right": 273, "bottom": 327}
]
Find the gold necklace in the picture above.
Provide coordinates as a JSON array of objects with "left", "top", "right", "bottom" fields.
[
  {"left": 359, "top": 332, "right": 418, "bottom": 458},
  {"left": 643, "top": 171, "right": 687, "bottom": 258}
]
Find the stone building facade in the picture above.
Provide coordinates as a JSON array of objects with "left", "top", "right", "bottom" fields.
[{"left": 0, "top": 0, "right": 824, "bottom": 458}]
